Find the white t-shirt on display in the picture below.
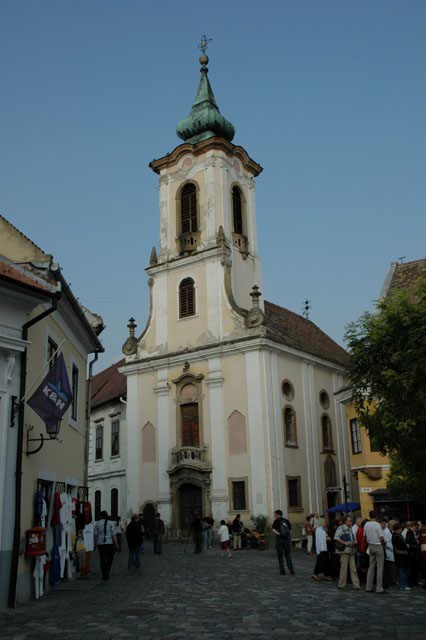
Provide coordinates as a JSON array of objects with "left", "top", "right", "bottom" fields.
[
  {"left": 364, "top": 520, "right": 383, "bottom": 545},
  {"left": 218, "top": 525, "right": 229, "bottom": 542}
]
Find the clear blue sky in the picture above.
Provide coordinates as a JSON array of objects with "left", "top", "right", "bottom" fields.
[{"left": 1, "top": 1, "right": 425, "bottom": 371}]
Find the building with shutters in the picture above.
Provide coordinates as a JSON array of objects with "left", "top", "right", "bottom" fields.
[
  {"left": 118, "top": 49, "right": 351, "bottom": 536},
  {"left": 88, "top": 360, "right": 127, "bottom": 523}
]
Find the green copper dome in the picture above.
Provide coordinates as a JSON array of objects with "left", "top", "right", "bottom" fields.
[{"left": 176, "top": 55, "right": 235, "bottom": 144}]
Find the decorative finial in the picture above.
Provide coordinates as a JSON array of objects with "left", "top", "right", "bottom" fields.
[
  {"left": 197, "top": 34, "right": 212, "bottom": 67},
  {"left": 122, "top": 317, "right": 138, "bottom": 356},
  {"left": 183, "top": 360, "right": 190, "bottom": 372},
  {"left": 302, "top": 299, "right": 312, "bottom": 320},
  {"left": 128, "top": 317, "right": 137, "bottom": 337},
  {"left": 197, "top": 34, "right": 212, "bottom": 56},
  {"left": 245, "top": 285, "right": 265, "bottom": 328},
  {"left": 150, "top": 246, "right": 158, "bottom": 266},
  {"left": 250, "top": 285, "right": 262, "bottom": 309}
]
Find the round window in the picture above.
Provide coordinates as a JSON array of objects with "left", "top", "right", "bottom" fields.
[
  {"left": 320, "top": 390, "right": 330, "bottom": 410},
  {"left": 282, "top": 380, "right": 295, "bottom": 401}
]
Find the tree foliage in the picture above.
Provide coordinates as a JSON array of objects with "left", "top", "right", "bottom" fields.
[{"left": 345, "top": 278, "right": 426, "bottom": 502}]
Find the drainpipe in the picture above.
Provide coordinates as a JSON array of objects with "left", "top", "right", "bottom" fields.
[
  {"left": 8, "top": 295, "right": 60, "bottom": 608},
  {"left": 84, "top": 351, "right": 99, "bottom": 489}
]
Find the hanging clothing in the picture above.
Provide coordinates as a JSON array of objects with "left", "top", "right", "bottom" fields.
[
  {"left": 33, "top": 555, "right": 47, "bottom": 599},
  {"left": 83, "top": 523, "right": 95, "bottom": 552},
  {"left": 51, "top": 492, "right": 62, "bottom": 527},
  {"left": 49, "top": 544, "right": 61, "bottom": 586}
]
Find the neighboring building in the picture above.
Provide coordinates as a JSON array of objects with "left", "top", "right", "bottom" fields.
[
  {"left": 334, "top": 390, "right": 389, "bottom": 519},
  {"left": 0, "top": 215, "right": 103, "bottom": 605},
  {"left": 88, "top": 360, "right": 127, "bottom": 523},
  {"left": 337, "top": 258, "right": 426, "bottom": 521},
  {"left": 119, "top": 51, "right": 351, "bottom": 536},
  {"left": 0, "top": 257, "right": 57, "bottom": 608}
]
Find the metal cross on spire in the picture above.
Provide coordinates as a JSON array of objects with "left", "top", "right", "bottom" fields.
[{"left": 197, "top": 34, "right": 212, "bottom": 55}]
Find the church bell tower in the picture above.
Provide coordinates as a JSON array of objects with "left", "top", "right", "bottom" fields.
[{"left": 125, "top": 41, "right": 265, "bottom": 359}]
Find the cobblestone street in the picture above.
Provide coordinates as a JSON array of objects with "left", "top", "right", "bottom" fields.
[{"left": 1, "top": 542, "right": 425, "bottom": 640}]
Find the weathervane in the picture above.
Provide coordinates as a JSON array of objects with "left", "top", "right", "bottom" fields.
[{"left": 197, "top": 34, "right": 212, "bottom": 55}]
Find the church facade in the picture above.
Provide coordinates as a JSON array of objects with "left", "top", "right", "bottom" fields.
[{"left": 120, "top": 50, "right": 350, "bottom": 535}]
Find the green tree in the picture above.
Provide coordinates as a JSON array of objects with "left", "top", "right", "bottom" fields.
[{"left": 345, "top": 278, "right": 426, "bottom": 502}]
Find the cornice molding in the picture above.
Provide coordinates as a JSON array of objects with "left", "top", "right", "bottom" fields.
[{"left": 149, "top": 137, "right": 263, "bottom": 177}]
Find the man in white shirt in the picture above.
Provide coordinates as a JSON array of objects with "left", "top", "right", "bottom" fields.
[
  {"left": 364, "top": 511, "right": 386, "bottom": 594},
  {"left": 352, "top": 516, "right": 362, "bottom": 538}
]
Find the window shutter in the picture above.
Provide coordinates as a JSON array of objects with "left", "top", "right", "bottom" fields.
[
  {"left": 181, "top": 184, "right": 197, "bottom": 233},
  {"left": 232, "top": 187, "right": 243, "bottom": 235},
  {"left": 181, "top": 403, "right": 199, "bottom": 447},
  {"left": 179, "top": 278, "right": 195, "bottom": 318}
]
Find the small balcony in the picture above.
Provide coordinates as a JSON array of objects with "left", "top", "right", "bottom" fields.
[
  {"left": 178, "top": 231, "right": 200, "bottom": 255},
  {"left": 232, "top": 233, "right": 249, "bottom": 259},
  {"left": 168, "top": 445, "right": 212, "bottom": 474}
]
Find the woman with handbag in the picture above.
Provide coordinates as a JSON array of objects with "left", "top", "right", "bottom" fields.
[{"left": 334, "top": 516, "right": 360, "bottom": 590}]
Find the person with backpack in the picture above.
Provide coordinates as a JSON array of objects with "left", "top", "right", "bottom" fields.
[
  {"left": 232, "top": 514, "right": 244, "bottom": 550},
  {"left": 272, "top": 509, "right": 295, "bottom": 576}
]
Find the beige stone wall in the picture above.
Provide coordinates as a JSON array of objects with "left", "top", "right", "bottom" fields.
[{"left": 18, "top": 310, "right": 88, "bottom": 588}]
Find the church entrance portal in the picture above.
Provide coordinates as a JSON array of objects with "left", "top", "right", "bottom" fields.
[
  {"left": 142, "top": 503, "right": 156, "bottom": 536},
  {"left": 179, "top": 483, "right": 202, "bottom": 535}
]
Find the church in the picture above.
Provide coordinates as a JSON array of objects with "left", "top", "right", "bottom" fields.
[{"left": 119, "top": 45, "right": 350, "bottom": 535}]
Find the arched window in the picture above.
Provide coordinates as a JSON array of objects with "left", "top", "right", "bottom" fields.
[
  {"left": 283, "top": 406, "right": 297, "bottom": 446},
  {"left": 179, "top": 278, "right": 196, "bottom": 318},
  {"left": 95, "top": 490, "right": 101, "bottom": 520},
  {"left": 111, "top": 488, "right": 118, "bottom": 519},
  {"left": 180, "top": 183, "right": 198, "bottom": 234},
  {"left": 322, "top": 414, "right": 333, "bottom": 451},
  {"left": 232, "top": 186, "right": 243, "bottom": 235}
]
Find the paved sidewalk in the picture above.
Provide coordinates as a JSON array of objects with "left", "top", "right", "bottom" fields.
[{"left": 1, "top": 542, "right": 425, "bottom": 639}]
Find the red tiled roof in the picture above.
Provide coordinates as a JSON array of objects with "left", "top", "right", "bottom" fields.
[
  {"left": 0, "top": 259, "right": 52, "bottom": 295},
  {"left": 91, "top": 359, "right": 126, "bottom": 409},
  {"left": 264, "top": 300, "right": 349, "bottom": 368},
  {"left": 388, "top": 259, "right": 426, "bottom": 296}
]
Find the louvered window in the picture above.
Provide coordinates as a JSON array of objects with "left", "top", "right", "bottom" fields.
[
  {"left": 179, "top": 278, "right": 196, "bottom": 318},
  {"left": 181, "top": 403, "right": 200, "bottom": 447},
  {"left": 180, "top": 183, "right": 198, "bottom": 234},
  {"left": 232, "top": 186, "right": 243, "bottom": 235}
]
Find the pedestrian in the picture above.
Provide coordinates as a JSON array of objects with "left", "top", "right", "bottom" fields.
[
  {"left": 381, "top": 519, "right": 397, "bottom": 586},
  {"left": 312, "top": 518, "right": 332, "bottom": 581},
  {"left": 405, "top": 521, "right": 420, "bottom": 586},
  {"left": 352, "top": 516, "right": 362, "bottom": 539},
  {"left": 364, "top": 510, "right": 386, "bottom": 594},
  {"left": 304, "top": 516, "right": 314, "bottom": 554},
  {"left": 310, "top": 512, "right": 319, "bottom": 553},
  {"left": 152, "top": 512, "right": 165, "bottom": 555},
  {"left": 115, "top": 517, "right": 123, "bottom": 552},
  {"left": 392, "top": 522, "right": 411, "bottom": 591},
  {"left": 334, "top": 516, "right": 360, "bottom": 590},
  {"left": 419, "top": 522, "right": 426, "bottom": 589},
  {"left": 218, "top": 519, "right": 232, "bottom": 558},
  {"left": 272, "top": 509, "right": 295, "bottom": 576},
  {"left": 202, "top": 514, "right": 214, "bottom": 550},
  {"left": 126, "top": 514, "right": 143, "bottom": 569},
  {"left": 190, "top": 513, "right": 203, "bottom": 554},
  {"left": 356, "top": 518, "right": 369, "bottom": 584},
  {"left": 232, "top": 514, "right": 244, "bottom": 550},
  {"left": 94, "top": 510, "right": 118, "bottom": 580}
]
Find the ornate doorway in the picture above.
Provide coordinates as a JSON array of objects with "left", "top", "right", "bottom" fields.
[
  {"left": 142, "top": 503, "right": 156, "bottom": 537},
  {"left": 179, "top": 483, "right": 202, "bottom": 535}
]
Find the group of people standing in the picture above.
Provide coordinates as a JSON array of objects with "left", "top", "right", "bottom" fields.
[
  {"left": 93, "top": 511, "right": 165, "bottom": 579},
  {"left": 311, "top": 510, "right": 426, "bottom": 593}
]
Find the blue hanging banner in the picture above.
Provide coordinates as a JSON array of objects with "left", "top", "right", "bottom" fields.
[{"left": 27, "top": 353, "right": 72, "bottom": 433}]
